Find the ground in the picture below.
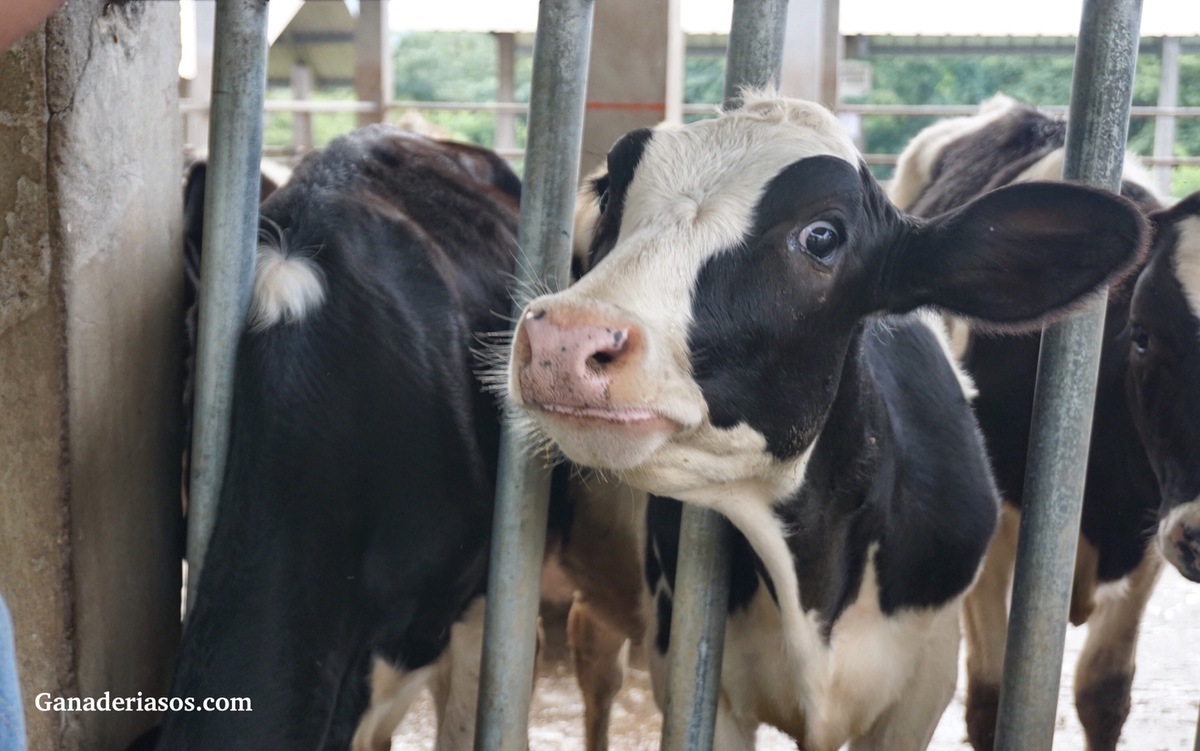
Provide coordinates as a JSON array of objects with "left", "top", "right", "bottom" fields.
[{"left": 393, "top": 567, "right": 1200, "bottom": 750}]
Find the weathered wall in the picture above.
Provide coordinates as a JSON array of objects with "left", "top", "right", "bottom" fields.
[
  {"left": 580, "top": 0, "right": 670, "bottom": 175},
  {"left": 0, "top": 2, "right": 184, "bottom": 749}
]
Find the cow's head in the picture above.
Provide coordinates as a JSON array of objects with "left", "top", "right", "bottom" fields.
[
  {"left": 506, "top": 95, "right": 1147, "bottom": 504},
  {"left": 1129, "top": 193, "right": 1200, "bottom": 581}
]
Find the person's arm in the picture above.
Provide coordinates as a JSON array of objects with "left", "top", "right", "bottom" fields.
[{"left": 1, "top": 0, "right": 70, "bottom": 53}]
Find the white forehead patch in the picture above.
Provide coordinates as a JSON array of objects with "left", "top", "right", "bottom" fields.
[
  {"left": 1174, "top": 215, "right": 1200, "bottom": 324},
  {"left": 617, "top": 94, "right": 860, "bottom": 257}
]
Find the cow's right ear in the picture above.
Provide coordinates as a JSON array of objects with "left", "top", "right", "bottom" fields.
[{"left": 881, "top": 181, "right": 1148, "bottom": 329}]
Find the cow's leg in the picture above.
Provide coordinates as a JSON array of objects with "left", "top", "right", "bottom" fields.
[
  {"left": 849, "top": 604, "right": 959, "bottom": 751},
  {"left": 962, "top": 503, "right": 1019, "bottom": 751},
  {"left": 350, "top": 659, "right": 433, "bottom": 751},
  {"left": 567, "top": 594, "right": 629, "bottom": 751},
  {"left": 1074, "top": 547, "right": 1162, "bottom": 751},
  {"left": 427, "top": 597, "right": 488, "bottom": 751}
]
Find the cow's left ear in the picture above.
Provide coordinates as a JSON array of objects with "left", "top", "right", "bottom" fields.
[{"left": 880, "top": 181, "right": 1148, "bottom": 329}]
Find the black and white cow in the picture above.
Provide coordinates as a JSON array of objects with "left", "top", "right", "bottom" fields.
[
  {"left": 1130, "top": 193, "right": 1200, "bottom": 582},
  {"left": 889, "top": 94, "right": 1200, "bottom": 751},
  {"left": 501, "top": 93, "right": 1147, "bottom": 750},
  {"left": 159, "top": 128, "right": 522, "bottom": 750}
]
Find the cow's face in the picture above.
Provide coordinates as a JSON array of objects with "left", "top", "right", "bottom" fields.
[
  {"left": 1129, "top": 194, "right": 1200, "bottom": 581},
  {"left": 506, "top": 95, "right": 1147, "bottom": 503}
]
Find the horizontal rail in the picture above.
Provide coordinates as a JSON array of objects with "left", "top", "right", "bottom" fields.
[
  {"left": 183, "top": 100, "right": 1200, "bottom": 169},
  {"left": 182, "top": 98, "right": 1200, "bottom": 120}
]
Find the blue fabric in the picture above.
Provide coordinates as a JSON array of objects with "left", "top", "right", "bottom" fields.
[{"left": 0, "top": 595, "right": 25, "bottom": 751}]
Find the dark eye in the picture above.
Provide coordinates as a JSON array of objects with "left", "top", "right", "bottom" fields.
[
  {"left": 1130, "top": 323, "right": 1150, "bottom": 356},
  {"left": 787, "top": 220, "right": 841, "bottom": 262},
  {"left": 597, "top": 188, "right": 610, "bottom": 215}
]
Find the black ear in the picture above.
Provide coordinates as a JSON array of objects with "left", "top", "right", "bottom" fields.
[{"left": 884, "top": 181, "right": 1148, "bottom": 329}]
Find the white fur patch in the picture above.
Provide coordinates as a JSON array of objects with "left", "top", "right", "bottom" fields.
[
  {"left": 709, "top": 542, "right": 960, "bottom": 749},
  {"left": 248, "top": 240, "right": 325, "bottom": 332},
  {"left": 915, "top": 309, "right": 977, "bottom": 400},
  {"left": 1172, "top": 215, "right": 1200, "bottom": 325},
  {"left": 1158, "top": 497, "right": 1200, "bottom": 574}
]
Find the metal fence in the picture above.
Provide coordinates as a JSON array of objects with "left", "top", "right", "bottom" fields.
[{"left": 185, "top": 0, "right": 1191, "bottom": 749}]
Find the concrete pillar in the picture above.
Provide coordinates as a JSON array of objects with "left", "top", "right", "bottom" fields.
[
  {"left": 581, "top": 0, "right": 670, "bottom": 175},
  {"left": 186, "top": 0, "right": 215, "bottom": 153},
  {"left": 495, "top": 32, "right": 517, "bottom": 152},
  {"left": 0, "top": 2, "right": 184, "bottom": 749},
  {"left": 1153, "top": 36, "right": 1180, "bottom": 196},
  {"left": 779, "top": 0, "right": 841, "bottom": 108},
  {"left": 291, "top": 63, "right": 314, "bottom": 154},
  {"left": 355, "top": 0, "right": 391, "bottom": 127}
]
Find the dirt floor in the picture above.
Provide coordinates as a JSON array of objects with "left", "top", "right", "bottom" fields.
[{"left": 393, "top": 567, "right": 1200, "bottom": 750}]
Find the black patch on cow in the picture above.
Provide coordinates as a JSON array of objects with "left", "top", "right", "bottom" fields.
[
  {"left": 904, "top": 103, "right": 1170, "bottom": 583},
  {"left": 669, "top": 157, "right": 996, "bottom": 626},
  {"left": 644, "top": 495, "right": 767, "bottom": 654},
  {"left": 1129, "top": 199, "right": 1200, "bottom": 518},
  {"left": 588, "top": 128, "right": 653, "bottom": 268},
  {"left": 909, "top": 104, "right": 1066, "bottom": 217}
]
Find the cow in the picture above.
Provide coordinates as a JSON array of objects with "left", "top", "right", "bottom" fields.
[
  {"left": 888, "top": 94, "right": 1200, "bottom": 751},
  {"left": 158, "top": 128, "right": 523, "bottom": 750},
  {"left": 1129, "top": 193, "right": 1200, "bottom": 584},
  {"left": 498, "top": 92, "right": 1147, "bottom": 750}
]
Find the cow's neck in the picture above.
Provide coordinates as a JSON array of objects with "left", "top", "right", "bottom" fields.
[{"left": 769, "top": 325, "right": 885, "bottom": 628}]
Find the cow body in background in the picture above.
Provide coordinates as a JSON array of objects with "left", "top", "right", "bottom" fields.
[
  {"left": 160, "top": 129, "right": 521, "bottom": 750},
  {"left": 890, "top": 95, "right": 1200, "bottom": 751},
  {"left": 503, "top": 95, "right": 1146, "bottom": 750}
]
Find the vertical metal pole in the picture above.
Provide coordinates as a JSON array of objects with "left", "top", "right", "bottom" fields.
[
  {"left": 1153, "top": 36, "right": 1180, "bottom": 196},
  {"left": 185, "top": 0, "right": 268, "bottom": 612},
  {"left": 660, "top": 3, "right": 787, "bottom": 750},
  {"left": 474, "top": 2, "right": 594, "bottom": 750},
  {"left": 994, "top": 1, "right": 1142, "bottom": 749},
  {"left": 1194, "top": 702, "right": 1200, "bottom": 751}
]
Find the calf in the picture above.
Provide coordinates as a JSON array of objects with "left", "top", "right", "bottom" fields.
[
  {"left": 1129, "top": 194, "right": 1200, "bottom": 583},
  {"left": 501, "top": 93, "right": 1146, "bottom": 750},
  {"left": 890, "top": 95, "right": 1200, "bottom": 751},
  {"left": 160, "top": 129, "right": 521, "bottom": 750}
]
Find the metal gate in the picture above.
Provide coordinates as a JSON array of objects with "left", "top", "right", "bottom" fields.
[{"left": 185, "top": 0, "right": 1194, "bottom": 749}]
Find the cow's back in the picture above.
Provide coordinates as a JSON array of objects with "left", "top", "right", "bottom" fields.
[{"left": 161, "top": 128, "right": 519, "bottom": 750}]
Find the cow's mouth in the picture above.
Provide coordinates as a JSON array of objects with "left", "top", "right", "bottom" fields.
[
  {"left": 523, "top": 401, "right": 683, "bottom": 471},
  {"left": 530, "top": 402, "right": 681, "bottom": 432}
]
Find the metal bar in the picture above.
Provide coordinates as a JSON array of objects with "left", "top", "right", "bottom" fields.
[
  {"left": 1194, "top": 702, "right": 1200, "bottom": 751},
  {"left": 185, "top": 0, "right": 269, "bottom": 612},
  {"left": 1153, "top": 36, "right": 1180, "bottom": 195},
  {"left": 473, "top": 2, "right": 594, "bottom": 750},
  {"left": 994, "top": 1, "right": 1143, "bottom": 749},
  {"left": 660, "top": 2, "right": 787, "bottom": 750}
]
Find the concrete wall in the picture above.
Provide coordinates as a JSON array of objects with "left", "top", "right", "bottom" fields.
[
  {"left": 0, "top": 3, "right": 184, "bottom": 749},
  {"left": 580, "top": 0, "right": 670, "bottom": 176}
]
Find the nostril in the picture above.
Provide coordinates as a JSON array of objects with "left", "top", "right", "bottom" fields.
[{"left": 585, "top": 328, "right": 630, "bottom": 373}]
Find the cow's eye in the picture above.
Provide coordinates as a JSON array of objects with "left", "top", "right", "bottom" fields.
[
  {"left": 788, "top": 220, "right": 841, "bottom": 262},
  {"left": 1131, "top": 323, "right": 1150, "bottom": 356},
  {"left": 597, "top": 188, "right": 611, "bottom": 215}
]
